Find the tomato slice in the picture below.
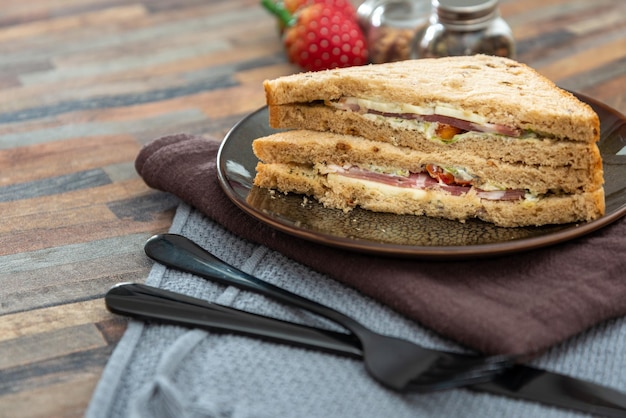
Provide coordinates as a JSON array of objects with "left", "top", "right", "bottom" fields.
[
  {"left": 425, "top": 164, "right": 473, "bottom": 186},
  {"left": 426, "top": 164, "right": 454, "bottom": 184}
]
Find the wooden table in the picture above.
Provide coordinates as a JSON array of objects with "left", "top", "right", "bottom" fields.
[{"left": 1, "top": 0, "right": 624, "bottom": 416}]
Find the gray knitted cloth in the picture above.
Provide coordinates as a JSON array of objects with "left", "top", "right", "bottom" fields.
[{"left": 87, "top": 204, "right": 626, "bottom": 418}]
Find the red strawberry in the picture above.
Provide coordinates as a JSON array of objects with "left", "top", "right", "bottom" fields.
[
  {"left": 283, "top": 0, "right": 356, "bottom": 19},
  {"left": 275, "top": 0, "right": 357, "bottom": 34},
  {"left": 262, "top": 0, "right": 368, "bottom": 71}
]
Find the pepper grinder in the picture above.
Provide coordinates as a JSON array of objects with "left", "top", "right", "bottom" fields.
[{"left": 411, "top": 0, "right": 515, "bottom": 59}]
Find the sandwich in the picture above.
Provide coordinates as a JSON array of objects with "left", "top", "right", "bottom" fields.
[{"left": 252, "top": 55, "right": 604, "bottom": 227}]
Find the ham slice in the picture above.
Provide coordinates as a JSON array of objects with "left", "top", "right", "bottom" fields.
[
  {"left": 328, "top": 165, "right": 525, "bottom": 201},
  {"left": 421, "top": 114, "right": 521, "bottom": 137},
  {"left": 475, "top": 189, "right": 526, "bottom": 201},
  {"left": 330, "top": 99, "right": 521, "bottom": 137}
]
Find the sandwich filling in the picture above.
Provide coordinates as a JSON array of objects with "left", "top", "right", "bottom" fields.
[
  {"left": 328, "top": 97, "right": 527, "bottom": 142},
  {"left": 318, "top": 163, "right": 529, "bottom": 201}
]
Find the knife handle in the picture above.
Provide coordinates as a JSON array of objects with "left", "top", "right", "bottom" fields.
[{"left": 105, "top": 282, "right": 362, "bottom": 357}]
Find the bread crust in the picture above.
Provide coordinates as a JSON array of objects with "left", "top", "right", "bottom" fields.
[
  {"left": 254, "top": 162, "right": 605, "bottom": 228},
  {"left": 264, "top": 55, "right": 600, "bottom": 143}
]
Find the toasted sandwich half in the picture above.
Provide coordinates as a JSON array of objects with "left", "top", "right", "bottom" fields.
[{"left": 254, "top": 55, "right": 604, "bottom": 227}]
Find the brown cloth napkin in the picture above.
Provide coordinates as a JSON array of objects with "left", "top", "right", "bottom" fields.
[{"left": 136, "top": 133, "right": 626, "bottom": 356}]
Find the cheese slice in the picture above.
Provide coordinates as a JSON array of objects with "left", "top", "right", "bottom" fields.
[{"left": 337, "top": 97, "right": 490, "bottom": 125}]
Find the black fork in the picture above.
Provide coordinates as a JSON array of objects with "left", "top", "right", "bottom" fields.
[{"left": 143, "top": 233, "right": 516, "bottom": 391}]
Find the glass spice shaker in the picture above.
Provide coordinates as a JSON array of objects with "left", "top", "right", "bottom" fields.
[
  {"left": 357, "top": 0, "right": 430, "bottom": 63},
  {"left": 411, "top": 0, "right": 515, "bottom": 59}
]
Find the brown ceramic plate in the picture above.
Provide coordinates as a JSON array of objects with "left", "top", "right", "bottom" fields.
[{"left": 217, "top": 94, "right": 626, "bottom": 259}]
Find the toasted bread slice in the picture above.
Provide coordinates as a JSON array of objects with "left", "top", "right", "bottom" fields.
[
  {"left": 254, "top": 162, "right": 605, "bottom": 228},
  {"left": 267, "top": 104, "right": 602, "bottom": 169},
  {"left": 253, "top": 130, "right": 603, "bottom": 195},
  {"left": 264, "top": 55, "right": 600, "bottom": 144}
]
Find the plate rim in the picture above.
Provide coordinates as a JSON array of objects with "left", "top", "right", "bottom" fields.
[{"left": 217, "top": 96, "right": 626, "bottom": 259}]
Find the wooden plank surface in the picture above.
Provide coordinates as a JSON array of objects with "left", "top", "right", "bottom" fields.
[{"left": 0, "top": 0, "right": 624, "bottom": 416}]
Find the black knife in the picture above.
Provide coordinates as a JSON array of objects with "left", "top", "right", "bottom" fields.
[{"left": 105, "top": 283, "right": 626, "bottom": 418}]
